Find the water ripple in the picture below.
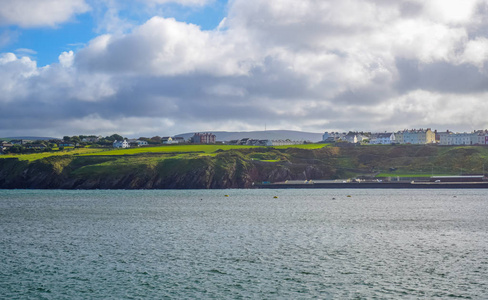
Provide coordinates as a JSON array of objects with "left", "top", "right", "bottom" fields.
[{"left": 1, "top": 189, "right": 488, "bottom": 298}]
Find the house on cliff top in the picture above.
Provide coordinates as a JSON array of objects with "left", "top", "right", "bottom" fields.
[{"left": 113, "top": 140, "right": 129, "bottom": 148}]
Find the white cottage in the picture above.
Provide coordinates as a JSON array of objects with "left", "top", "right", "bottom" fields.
[
  {"left": 127, "top": 139, "right": 148, "bottom": 146},
  {"left": 370, "top": 133, "right": 396, "bottom": 145},
  {"left": 113, "top": 140, "right": 129, "bottom": 148}
]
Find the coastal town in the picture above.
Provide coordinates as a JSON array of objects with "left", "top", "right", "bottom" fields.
[
  {"left": 1, "top": 128, "right": 488, "bottom": 154},
  {"left": 322, "top": 128, "right": 488, "bottom": 145}
]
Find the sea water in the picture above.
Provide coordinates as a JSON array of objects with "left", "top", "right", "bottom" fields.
[{"left": 1, "top": 189, "right": 487, "bottom": 299}]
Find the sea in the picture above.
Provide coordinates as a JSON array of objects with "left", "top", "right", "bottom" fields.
[{"left": 1, "top": 189, "right": 487, "bottom": 299}]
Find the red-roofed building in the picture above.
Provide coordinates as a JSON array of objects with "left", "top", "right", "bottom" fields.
[{"left": 191, "top": 133, "right": 216, "bottom": 144}]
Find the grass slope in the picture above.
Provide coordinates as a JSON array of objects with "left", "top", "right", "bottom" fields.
[
  {"left": 1, "top": 144, "right": 326, "bottom": 162},
  {"left": 338, "top": 145, "right": 488, "bottom": 177},
  {"left": 1, "top": 148, "right": 106, "bottom": 162},
  {"left": 3, "top": 144, "right": 488, "bottom": 183}
]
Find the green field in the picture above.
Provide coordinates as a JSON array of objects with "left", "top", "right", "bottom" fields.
[
  {"left": 355, "top": 145, "right": 488, "bottom": 177},
  {"left": 1, "top": 148, "right": 106, "bottom": 161},
  {"left": 4, "top": 143, "right": 488, "bottom": 179},
  {"left": 3, "top": 143, "right": 488, "bottom": 189},
  {"left": 1, "top": 144, "right": 328, "bottom": 162}
]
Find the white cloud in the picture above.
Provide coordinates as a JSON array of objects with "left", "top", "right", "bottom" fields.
[
  {"left": 376, "top": 90, "right": 488, "bottom": 131},
  {"left": 76, "top": 16, "right": 258, "bottom": 76},
  {"left": 0, "top": 51, "right": 116, "bottom": 106},
  {"left": 4, "top": 0, "right": 488, "bottom": 137},
  {"left": 15, "top": 48, "right": 37, "bottom": 55},
  {"left": 0, "top": 0, "right": 90, "bottom": 27},
  {"left": 458, "top": 37, "right": 488, "bottom": 68},
  {"left": 92, "top": 0, "right": 135, "bottom": 34},
  {"left": 421, "top": 0, "right": 480, "bottom": 24},
  {"left": 0, "top": 53, "right": 38, "bottom": 102},
  {"left": 58, "top": 51, "right": 75, "bottom": 68}
]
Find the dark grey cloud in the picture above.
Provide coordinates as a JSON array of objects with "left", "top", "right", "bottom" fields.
[
  {"left": 396, "top": 58, "right": 488, "bottom": 94},
  {"left": 399, "top": 1, "right": 423, "bottom": 18}
]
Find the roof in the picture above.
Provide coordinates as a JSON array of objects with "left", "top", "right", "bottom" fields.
[{"left": 372, "top": 133, "right": 394, "bottom": 138}]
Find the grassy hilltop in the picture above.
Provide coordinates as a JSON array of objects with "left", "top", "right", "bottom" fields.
[{"left": 1, "top": 144, "right": 487, "bottom": 189}]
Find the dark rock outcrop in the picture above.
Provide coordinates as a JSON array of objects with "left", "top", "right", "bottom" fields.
[{"left": 0, "top": 149, "right": 338, "bottom": 189}]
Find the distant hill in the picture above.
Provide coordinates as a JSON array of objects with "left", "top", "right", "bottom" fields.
[
  {"left": 174, "top": 130, "right": 323, "bottom": 142},
  {"left": 2, "top": 136, "right": 58, "bottom": 141}
]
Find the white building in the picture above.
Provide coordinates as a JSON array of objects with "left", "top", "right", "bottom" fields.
[
  {"left": 173, "top": 137, "right": 185, "bottom": 144},
  {"left": 245, "top": 139, "right": 273, "bottom": 146},
  {"left": 271, "top": 140, "right": 304, "bottom": 146},
  {"left": 478, "top": 133, "right": 488, "bottom": 145},
  {"left": 370, "top": 133, "right": 396, "bottom": 144},
  {"left": 344, "top": 133, "right": 357, "bottom": 143},
  {"left": 162, "top": 137, "right": 174, "bottom": 144},
  {"left": 439, "top": 132, "right": 479, "bottom": 145},
  {"left": 113, "top": 140, "right": 129, "bottom": 148},
  {"left": 356, "top": 134, "right": 368, "bottom": 142},
  {"left": 127, "top": 139, "right": 148, "bottom": 146},
  {"left": 82, "top": 136, "right": 102, "bottom": 143},
  {"left": 322, "top": 132, "right": 347, "bottom": 142}
]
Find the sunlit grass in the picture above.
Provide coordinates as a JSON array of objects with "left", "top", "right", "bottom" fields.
[
  {"left": 83, "top": 144, "right": 328, "bottom": 156},
  {"left": 273, "top": 144, "right": 328, "bottom": 150},
  {"left": 0, "top": 143, "right": 329, "bottom": 163},
  {"left": 83, "top": 145, "right": 256, "bottom": 156},
  {"left": 1, "top": 148, "right": 107, "bottom": 162}
]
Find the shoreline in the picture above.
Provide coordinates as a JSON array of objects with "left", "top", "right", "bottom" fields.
[
  {"left": 256, "top": 182, "right": 488, "bottom": 189},
  {"left": 3, "top": 182, "right": 488, "bottom": 190}
]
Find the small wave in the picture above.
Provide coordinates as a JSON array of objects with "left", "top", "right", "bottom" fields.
[{"left": 208, "top": 269, "right": 227, "bottom": 275}]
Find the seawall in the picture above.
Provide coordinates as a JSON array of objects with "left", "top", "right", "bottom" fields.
[{"left": 256, "top": 182, "right": 488, "bottom": 189}]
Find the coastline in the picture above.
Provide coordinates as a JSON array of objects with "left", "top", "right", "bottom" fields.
[{"left": 256, "top": 182, "right": 488, "bottom": 189}]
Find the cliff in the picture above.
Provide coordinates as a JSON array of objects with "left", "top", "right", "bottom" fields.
[
  {"left": 1, "top": 145, "right": 486, "bottom": 189},
  {"left": 0, "top": 147, "right": 339, "bottom": 189}
]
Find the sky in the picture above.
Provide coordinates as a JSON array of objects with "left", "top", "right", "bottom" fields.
[{"left": 2, "top": 0, "right": 488, "bottom": 138}]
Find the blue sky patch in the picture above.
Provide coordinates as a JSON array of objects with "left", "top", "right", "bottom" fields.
[{"left": 0, "top": 0, "right": 228, "bottom": 66}]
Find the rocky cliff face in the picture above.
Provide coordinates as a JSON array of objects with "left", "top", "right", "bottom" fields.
[
  {"left": 4, "top": 144, "right": 478, "bottom": 189},
  {"left": 0, "top": 148, "right": 339, "bottom": 189}
]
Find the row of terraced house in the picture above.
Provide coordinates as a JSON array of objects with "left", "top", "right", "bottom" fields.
[{"left": 323, "top": 129, "right": 488, "bottom": 146}]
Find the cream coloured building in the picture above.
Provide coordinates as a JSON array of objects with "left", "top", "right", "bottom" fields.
[{"left": 396, "top": 129, "right": 435, "bottom": 144}]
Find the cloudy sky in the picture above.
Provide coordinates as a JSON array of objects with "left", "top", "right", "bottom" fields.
[{"left": 1, "top": 0, "right": 488, "bottom": 138}]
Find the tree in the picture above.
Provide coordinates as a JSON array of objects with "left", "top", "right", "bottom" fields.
[
  {"left": 9, "top": 144, "right": 22, "bottom": 153},
  {"left": 150, "top": 136, "right": 162, "bottom": 143},
  {"left": 107, "top": 134, "right": 123, "bottom": 141},
  {"left": 63, "top": 136, "right": 71, "bottom": 142}
]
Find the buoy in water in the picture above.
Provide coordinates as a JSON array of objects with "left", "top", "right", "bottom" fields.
[
  {"left": 347, "top": 195, "right": 352, "bottom": 197},
  {"left": 273, "top": 196, "right": 278, "bottom": 198},
  {"left": 225, "top": 195, "right": 229, "bottom": 197}
]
